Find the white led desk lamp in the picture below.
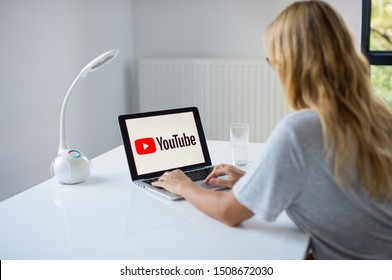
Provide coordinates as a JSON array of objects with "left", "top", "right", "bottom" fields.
[{"left": 51, "top": 49, "right": 120, "bottom": 184}]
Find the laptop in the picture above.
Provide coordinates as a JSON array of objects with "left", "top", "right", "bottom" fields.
[{"left": 118, "top": 107, "right": 226, "bottom": 200}]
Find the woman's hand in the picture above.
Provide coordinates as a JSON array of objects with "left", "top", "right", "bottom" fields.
[
  {"left": 151, "top": 169, "right": 194, "bottom": 195},
  {"left": 152, "top": 166, "right": 253, "bottom": 227},
  {"left": 204, "top": 164, "right": 245, "bottom": 188}
]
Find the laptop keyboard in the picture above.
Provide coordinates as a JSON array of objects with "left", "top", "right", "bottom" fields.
[
  {"left": 143, "top": 167, "right": 214, "bottom": 185},
  {"left": 185, "top": 167, "right": 214, "bottom": 181}
]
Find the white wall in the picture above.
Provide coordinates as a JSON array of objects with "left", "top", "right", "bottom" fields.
[
  {"left": 133, "top": 0, "right": 361, "bottom": 59},
  {"left": 133, "top": 0, "right": 276, "bottom": 58},
  {"left": 0, "top": 0, "right": 134, "bottom": 201}
]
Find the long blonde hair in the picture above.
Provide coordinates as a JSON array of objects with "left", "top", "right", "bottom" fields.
[{"left": 265, "top": 0, "right": 392, "bottom": 200}]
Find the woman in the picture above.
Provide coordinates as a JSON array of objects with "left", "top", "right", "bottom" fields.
[{"left": 152, "top": 0, "right": 392, "bottom": 259}]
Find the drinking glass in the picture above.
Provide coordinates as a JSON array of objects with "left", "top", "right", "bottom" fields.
[{"left": 230, "top": 123, "right": 249, "bottom": 166}]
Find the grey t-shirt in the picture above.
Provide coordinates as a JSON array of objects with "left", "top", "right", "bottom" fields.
[{"left": 233, "top": 110, "right": 392, "bottom": 259}]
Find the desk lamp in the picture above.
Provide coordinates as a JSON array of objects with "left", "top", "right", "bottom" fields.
[{"left": 51, "top": 49, "right": 120, "bottom": 184}]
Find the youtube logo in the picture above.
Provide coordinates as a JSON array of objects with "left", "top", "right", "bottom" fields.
[
  {"left": 135, "top": 133, "right": 197, "bottom": 155},
  {"left": 135, "top": 137, "right": 156, "bottom": 155}
]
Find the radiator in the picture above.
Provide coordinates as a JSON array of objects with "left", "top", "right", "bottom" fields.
[{"left": 139, "top": 58, "right": 290, "bottom": 142}]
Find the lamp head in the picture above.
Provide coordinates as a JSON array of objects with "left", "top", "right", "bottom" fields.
[
  {"left": 79, "top": 49, "right": 119, "bottom": 78},
  {"left": 52, "top": 49, "right": 119, "bottom": 185}
]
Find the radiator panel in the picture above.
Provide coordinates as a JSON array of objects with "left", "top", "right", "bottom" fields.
[{"left": 139, "top": 58, "right": 289, "bottom": 142}]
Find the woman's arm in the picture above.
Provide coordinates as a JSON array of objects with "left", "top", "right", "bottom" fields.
[{"left": 152, "top": 168, "right": 254, "bottom": 226}]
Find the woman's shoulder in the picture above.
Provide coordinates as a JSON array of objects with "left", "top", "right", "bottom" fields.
[
  {"left": 273, "top": 110, "right": 323, "bottom": 143},
  {"left": 280, "top": 110, "right": 321, "bottom": 132},
  {"left": 283, "top": 109, "right": 320, "bottom": 123}
]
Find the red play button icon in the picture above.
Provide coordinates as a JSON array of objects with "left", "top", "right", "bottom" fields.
[{"left": 135, "top": 138, "right": 157, "bottom": 155}]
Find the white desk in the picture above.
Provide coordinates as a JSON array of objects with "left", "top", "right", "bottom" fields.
[{"left": 0, "top": 141, "right": 309, "bottom": 259}]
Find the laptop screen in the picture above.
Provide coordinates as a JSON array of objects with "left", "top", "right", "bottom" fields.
[{"left": 118, "top": 107, "right": 212, "bottom": 179}]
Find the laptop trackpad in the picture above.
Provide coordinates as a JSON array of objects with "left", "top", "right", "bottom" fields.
[{"left": 197, "top": 175, "right": 229, "bottom": 190}]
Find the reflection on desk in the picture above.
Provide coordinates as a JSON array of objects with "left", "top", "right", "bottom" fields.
[{"left": 0, "top": 141, "right": 309, "bottom": 259}]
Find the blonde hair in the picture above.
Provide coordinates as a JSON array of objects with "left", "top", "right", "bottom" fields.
[{"left": 265, "top": 0, "right": 392, "bottom": 200}]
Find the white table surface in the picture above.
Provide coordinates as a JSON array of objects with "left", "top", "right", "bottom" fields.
[{"left": 0, "top": 141, "right": 309, "bottom": 259}]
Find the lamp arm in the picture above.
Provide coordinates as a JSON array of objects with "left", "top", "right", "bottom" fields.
[{"left": 58, "top": 74, "right": 82, "bottom": 152}]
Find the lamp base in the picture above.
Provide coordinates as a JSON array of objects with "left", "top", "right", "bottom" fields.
[{"left": 51, "top": 149, "right": 91, "bottom": 184}]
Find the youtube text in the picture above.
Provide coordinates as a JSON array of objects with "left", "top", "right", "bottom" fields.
[{"left": 156, "top": 133, "right": 196, "bottom": 151}]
